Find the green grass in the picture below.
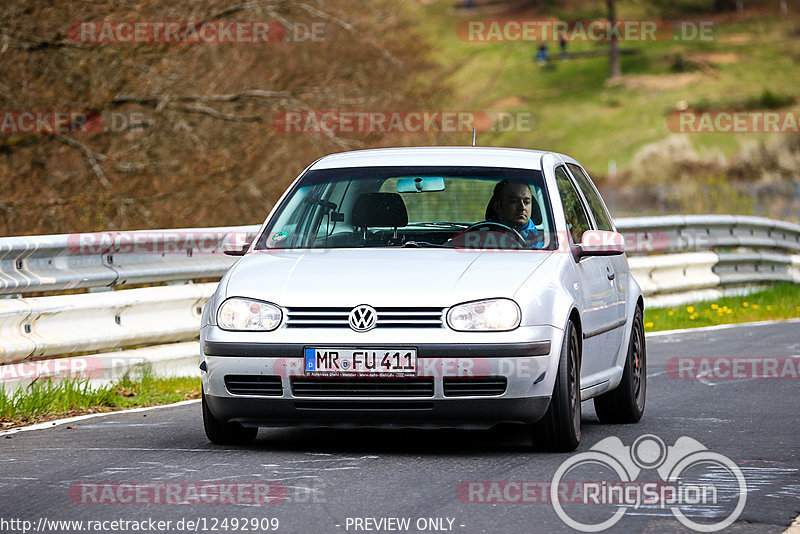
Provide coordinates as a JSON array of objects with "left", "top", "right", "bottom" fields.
[
  {"left": 644, "top": 283, "right": 800, "bottom": 331},
  {"left": 0, "top": 368, "right": 200, "bottom": 426},
  {"left": 410, "top": 1, "right": 800, "bottom": 177}
]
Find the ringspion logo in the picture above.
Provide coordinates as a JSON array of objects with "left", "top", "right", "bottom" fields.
[{"left": 551, "top": 434, "right": 747, "bottom": 532}]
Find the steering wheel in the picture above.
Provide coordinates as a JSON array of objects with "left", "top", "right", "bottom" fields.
[{"left": 458, "top": 221, "right": 527, "bottom": 247}]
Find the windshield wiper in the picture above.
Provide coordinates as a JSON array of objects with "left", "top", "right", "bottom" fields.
[
  {"left": 401, "top": 240, "right": 448, "bottom": 248},
  {"left": 404, "top": 222, "right": 470, "bottom": 229}
]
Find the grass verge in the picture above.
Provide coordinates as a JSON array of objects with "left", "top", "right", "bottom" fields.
[
  {"left": 0, "top": 369, "right": 200, "bottom": 430},
  {"left": 644, "top": 283, "right": 800, "bottom": 332}
]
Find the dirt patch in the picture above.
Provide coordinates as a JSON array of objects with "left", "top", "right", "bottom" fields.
[
  {"left": 1, "top": 407, "right": 119, "bottom": 430},
  {"left": 719, "top": 33, "right": 757, "bottom": 44},
  {"left": 622, "top": 72, "right": 705, "bottom": 90},
  {"left": 487, "top": 96, "right": 529, "bottom": 109},
  {"left": 690, "top": 52, "right": 740, "bottom": 65}
]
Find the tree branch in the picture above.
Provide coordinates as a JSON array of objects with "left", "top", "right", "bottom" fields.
[
  {"left": 167, "top": 103, "right": 262, "bottom": 122},
  {"left": 54, "top": 134, "right": 111, "bottom": 189}
]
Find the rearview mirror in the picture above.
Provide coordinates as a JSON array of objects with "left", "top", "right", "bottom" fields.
[
  {"left": 579, "top": 230, "right": 625, "bottom": 257},
  {"left": 396, "top": 177, "right": 445, "bottom": 193}
]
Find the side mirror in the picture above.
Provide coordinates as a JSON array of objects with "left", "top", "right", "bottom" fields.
[
  {"left": 223, "top": 243, "right": 250, "bottom": 256},
  {"left": 579, "top": 230, "right": 625, "bottom": 257},
  {"left": 221, "top": 231, "right": 256, "bottom": 256}
]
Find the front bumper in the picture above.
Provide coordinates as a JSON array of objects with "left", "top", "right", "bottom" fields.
[
  {"left": 200, "top": 325, "right": 564, "bottom": 429},
  {"left": 204, "top": 395, "right": 551, "bottom": 428}
]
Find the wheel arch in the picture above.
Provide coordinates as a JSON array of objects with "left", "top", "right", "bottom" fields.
[{"left": 567, "top": 307, "right": 582, "bottom": 366}]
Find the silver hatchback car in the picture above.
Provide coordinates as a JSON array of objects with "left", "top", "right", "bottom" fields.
[{"left": 200, "top": 147, "right": 645, "bottom": 451}]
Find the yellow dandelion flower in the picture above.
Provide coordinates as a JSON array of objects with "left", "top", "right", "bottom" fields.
[
  {"left": 645, "top": 322, "right": 654, "bottom": 328},
  {"left": 726, "top": 309, "right": 733, "bottom": 314},
  {"left": 711, "top": 304, "right": 719, "bottom": 309},
  {"left": 686, "top": 306, "right": 695, "bottom": 313},
  {"left": 743, "top": 302, "right": 749, "bottom": 307},
  {"left": 668, "top": 310, "right": 674, "bottom": 316},
  {"left": 766, "top": 305, "right": 772, "bottom": 311},
  {"left": 752, "top": 304, "right": 760, "bottom": 310}
]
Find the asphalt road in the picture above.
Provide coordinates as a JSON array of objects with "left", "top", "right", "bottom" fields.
[{"left": 1, "top": 321, "right": 798, "bottom": 534}]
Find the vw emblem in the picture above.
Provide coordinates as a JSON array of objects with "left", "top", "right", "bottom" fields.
[{"left": 349, "top": 305, "right": 377, "bottom": 332}]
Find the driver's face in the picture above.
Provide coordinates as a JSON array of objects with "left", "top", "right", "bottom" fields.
[{"left": 494, "top": 183, "right": 532, "bottom": 229}]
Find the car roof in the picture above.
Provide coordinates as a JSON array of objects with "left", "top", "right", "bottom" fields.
[{"left": 309, "top": 146, "right": 578, "bottom": 171}]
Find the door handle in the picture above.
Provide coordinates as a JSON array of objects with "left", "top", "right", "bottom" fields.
[{"left": 607, "top": 269, "right": 615, "bottom": 281}]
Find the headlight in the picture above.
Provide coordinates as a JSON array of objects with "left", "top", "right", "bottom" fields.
[
  {"left": 447, "top": 298, "right": 520, "bottom": 331},
  {"left": 217, "top": 298, "right": 282, "bottom": 331}
]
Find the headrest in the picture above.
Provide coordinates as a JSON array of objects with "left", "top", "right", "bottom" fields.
[{"left": 351, "top": 192, "right": 409, "bottom": 228}]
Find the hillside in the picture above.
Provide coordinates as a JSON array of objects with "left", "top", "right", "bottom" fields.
[
  {"left": 2, "top": 0, "right": 799, "bottom": 234},
  {"left": 411, "top": 0, "right": 800, "bottom": 218},
  {"left": 0, "top": 1, "right": 451, "bottom": 235}
]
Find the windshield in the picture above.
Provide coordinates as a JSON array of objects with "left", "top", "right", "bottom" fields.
[{"left": 254, "top": 165, "right": 554, "bottom": 250}]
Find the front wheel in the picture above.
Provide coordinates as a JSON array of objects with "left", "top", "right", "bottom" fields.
[
  {"left": 593, "top": 307, "right": 646, "bottom": 424},
  {"left": 202, "top": 390, "right": 258, "bottom": 445},
  {"left": 531, "top": 320, "right": 581, "bottom": 452}
]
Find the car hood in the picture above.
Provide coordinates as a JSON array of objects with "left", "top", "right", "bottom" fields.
[{"left": 223, "top": 249, "right": 552, "bottom": 307}]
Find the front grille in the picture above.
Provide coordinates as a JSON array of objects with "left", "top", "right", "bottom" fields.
[
  {"left": 291, "top": 377, "right": 435, "bottom": 397},
  {"left": 285, "top": 307, "right": 444, "bottom": 329},
  {"left": 443, "top": 377, "right": 507, "bottom": 397},
  {"left": 295, "top": 401, "right": 434, "bottom": 411},
  {"left": 224, "top": 375, "right": 283, "bottom": 396}
]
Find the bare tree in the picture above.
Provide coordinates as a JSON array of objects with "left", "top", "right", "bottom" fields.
[{"left": 607, "top": 0, "right": 621, "bottom": 80}]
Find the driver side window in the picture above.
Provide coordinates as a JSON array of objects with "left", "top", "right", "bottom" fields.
[{"left": 555, "top": 166, "right": 592, "bottom": 244}]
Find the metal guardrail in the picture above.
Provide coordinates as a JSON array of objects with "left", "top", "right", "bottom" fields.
[
  {"left": 615, "top": 215, "right": 800, "bottom": 306},
  {"left": 616, "top": 215, "right": 800, "bottom": 255},
  {"left": 0, "top": 216, "right": 798, "bottom": 390},
  {"left": 1, "top": 216, "right": 798, "bottom": 296},
  {"left": 0, "top": 226, "right": 258, "bottom": 295},
  {"left": 0, "top": 284, "right": 214, "bottom": 364}
]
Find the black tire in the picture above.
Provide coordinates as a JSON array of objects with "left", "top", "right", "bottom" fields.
[
  {"left": 594, "top": 306, "right": 646, "bottom": 424},
  {"left": 202, "top": 390, "right": 258, "bottom": 445},
  {"left": 532, "top": 320, "right": 581, "bottom": 452}
]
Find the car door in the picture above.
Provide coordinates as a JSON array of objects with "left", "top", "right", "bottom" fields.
[
  {"left": 566, "top": 162, "right": 628, "bottom": 328},
  {"left": 554, "top": 166, "right": 621, "bottom": 385}
]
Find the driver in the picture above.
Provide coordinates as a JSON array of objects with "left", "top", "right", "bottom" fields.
[{"left": 488, "top": 179, "right": 540, "bottom": 245}]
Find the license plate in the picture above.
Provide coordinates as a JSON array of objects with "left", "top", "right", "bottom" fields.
[{"left": 304, "top": 348, "right": 417, "bottom": 376}]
